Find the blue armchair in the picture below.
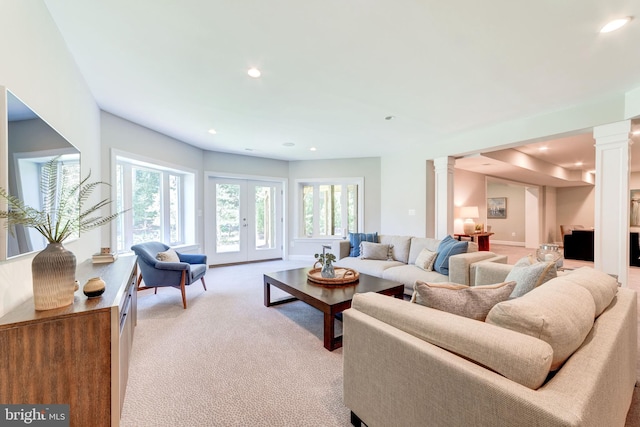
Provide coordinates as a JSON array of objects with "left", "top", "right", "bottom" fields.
[{"left": 131, "top": 242, "right": 207, "bottom": 309}]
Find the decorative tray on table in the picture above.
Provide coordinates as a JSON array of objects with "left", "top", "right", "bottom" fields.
[{"left": 307, "top": 267, "right": 359, "bottom": 285}]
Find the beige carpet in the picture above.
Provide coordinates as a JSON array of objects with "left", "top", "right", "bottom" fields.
[{"left": 120, "top": 257, "right": 639, "bottom": 426}]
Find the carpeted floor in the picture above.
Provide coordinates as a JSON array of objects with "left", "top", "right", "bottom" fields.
[{"left": 120, "top": 256, "right": 640, "bottom": 426}]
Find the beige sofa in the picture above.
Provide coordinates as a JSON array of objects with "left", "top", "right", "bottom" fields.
[
  {"left": 332, "top": 235, "right": 507, "bottom": 295},
  {"left": 343, "top": 267, "right": 637, "bottom": 427}
]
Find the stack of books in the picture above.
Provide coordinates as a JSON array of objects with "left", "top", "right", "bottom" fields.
[{"left": 92, "top": 252, "right": 118, "bottom": 264}]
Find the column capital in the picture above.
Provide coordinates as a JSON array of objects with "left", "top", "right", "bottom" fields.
[{"left": 593, "top": 120, "right": 632, "bottom": 145}]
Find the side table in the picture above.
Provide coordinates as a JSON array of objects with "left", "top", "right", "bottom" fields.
[{"left": 454, "top": 232, "right": 495, "bottom": 251}]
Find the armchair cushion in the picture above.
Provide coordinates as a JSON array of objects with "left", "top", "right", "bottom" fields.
[{"left": 156, "top": 248, "right": 180, "bottom": 262}]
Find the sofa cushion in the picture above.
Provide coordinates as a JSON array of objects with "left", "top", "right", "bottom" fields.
[
  {"left": 335, "top": 257, "right": 404, "bottom": 277},
  {"left": 156, "top": 248, "right": 179, "bottom": 262},
  {"left": 407, "top": 237, "right": 441, "bottom": 264},
  {"left": 412, "top": 281, "right": 516, "bottom": 321},
  {"left": 505, "top": 256, "right": 557, "bottom": 298},
  {"left": 360, "top": 242, "right": 391, "bottom": 260},
  {"left": 414, "top": 248, "right": 438, "bottom": 271},
  {"left": 486, "top": 280, "right": 596, "bottom": 370},
  {"left": 379, "top": 235, "right": 411, "bottom": 263},
  {"left": 382, "top": 265, "right": 449, "bottom": 295},
  {"left": 349, "top": 232, "right": 378, "bottom": 257},
  {"left": 433, "top": 235, "right": 468, "bottom": 275},
  {"left": 559, "top": 267, "right": 618, "bottom": 317},
  {"left": 351, "top": 292, "right": 554, "bottom": 389}
]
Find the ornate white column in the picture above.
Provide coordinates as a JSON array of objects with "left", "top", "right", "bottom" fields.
[
  {"left": 433, "top": 157, "right": 455, "bottom": 239},
  {"left": 593, "top": 120, "right": 632, "bottom": 286}
]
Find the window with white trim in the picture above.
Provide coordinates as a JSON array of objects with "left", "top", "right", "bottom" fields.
[
  {"left": 297, "top": 178, "right": 363, "bottom": 238},
  {"left": 115, "top": 156, "right": 195, "bottom": 252}
]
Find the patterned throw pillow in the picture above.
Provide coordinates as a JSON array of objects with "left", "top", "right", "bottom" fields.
[
  {"left": 349, "top": 232, "right": 378, "bottom": 257},
  {"left": 412, "top": 281, "right": 517, "bottom": 321},
  {"left": 156, "top": 248, "right": 180, "bottom": 262},
  {"left": 359, "top": 242, "right": 391, "bottom": 260},
  {"left": 414, "top": 248, "right": 438, "bottom": 271},
  {"left": 433, "top": 235, "right": 468, "bottom": 275},
  {"left": 506, "top": 256, "right": 557, "bottom": 298}
]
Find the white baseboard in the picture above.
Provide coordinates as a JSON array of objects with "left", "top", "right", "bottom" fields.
[{"left": 491, "top": 240, "right": 526, "bottom": 247}]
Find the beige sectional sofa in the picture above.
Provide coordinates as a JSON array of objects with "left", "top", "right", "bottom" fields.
[
  {"left": 332, "top": 234, "right": 507, "bottom": 295},
  {"left": 343, "top": 267, "right": 638, "bottom": 427}
]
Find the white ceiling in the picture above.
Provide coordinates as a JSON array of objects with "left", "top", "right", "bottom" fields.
[{"left": 43, "top": 1, "right": 640, "bottom": 184}]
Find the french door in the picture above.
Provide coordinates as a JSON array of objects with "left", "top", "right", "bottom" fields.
[{"left": 209, "top": 177, "right": 283, "bottom": 264}]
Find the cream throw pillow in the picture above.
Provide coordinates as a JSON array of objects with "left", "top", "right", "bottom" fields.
[
  {"left": 359, "top": 241, "right": 391, "bottom": 260},
  {"left": 486, "top": 281, "right": 595, "bottom": 370},
  {"left": 412, "top": 281, "right": 517, "bottom": 321},
  {"left": 414, "top": 248, "right": 438, "bottom": 271},
  {"left": 156, "top": 248, "right": 180, "bottom": 262}
]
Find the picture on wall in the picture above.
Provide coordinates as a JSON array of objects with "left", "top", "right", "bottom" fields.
[
  {"left": 631, "top": 190, "right": 640, "bottom": 226},
  {"left": 487, "top": 197, "right": 507, "bottom": 219}
]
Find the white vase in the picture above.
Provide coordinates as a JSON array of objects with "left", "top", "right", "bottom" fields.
[{"left": 31, "top": 243, "right": 76, "bottom": 310}]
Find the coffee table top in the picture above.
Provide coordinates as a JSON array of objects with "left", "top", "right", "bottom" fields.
[{"left": 264, "top": 267, "right": 403, "bottom": 306}]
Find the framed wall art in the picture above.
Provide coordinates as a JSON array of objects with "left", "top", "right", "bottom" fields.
[
  {"left": 631, "top": 190, "right": 640, "bottom": 226},
  {"left": 487, "top": 197, "right": 507, "bottom": 219}
]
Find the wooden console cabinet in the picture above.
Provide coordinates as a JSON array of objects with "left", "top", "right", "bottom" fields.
[{"left": 0, "top": 255, "right": 138, "bottom": 427}]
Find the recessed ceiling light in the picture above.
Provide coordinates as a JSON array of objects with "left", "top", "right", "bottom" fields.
[
  {"left": 385, "top": 115, "right": 395, "bottom": 121},
  {"left": 247, "top": 67, "right": 261, "bottom": 78},
  {"left": 632, "top": 130, "right": 640, "bottom": 135},
  {"left": 539, "top": 146, "right": 548, "bottom": 151},
  {"left": 208, "top": 129, "right": 217, "bottom": 135},
  {"left": 310, "top": 147, "right": 317, "bottom": 152},
  {"left": 600, "top": 17, "right": 632, "bottom": 33},
  {"left": 575, "top": 161, "right": 583, "bottom": 167}
]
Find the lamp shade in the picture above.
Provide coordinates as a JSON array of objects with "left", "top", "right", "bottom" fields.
[{"left": 460, "top": 206, "right": 479, "bottom": 219}]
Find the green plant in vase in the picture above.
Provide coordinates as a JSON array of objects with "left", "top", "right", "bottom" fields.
[
  {"left": 0, "top": 157, "right": 126, "bottom": 310},
  {"left": 314, "top": 248, "right": 336, "bottom": 278}
]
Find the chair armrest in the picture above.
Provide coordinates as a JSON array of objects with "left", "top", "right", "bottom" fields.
[
  {"left": 448, "top": 251, "right": 502, "bottom": 285},
  {"left": 331, "top": 240, "right": 351, "bottom": 260},
  {"left": 178, "top": 252, "right": 207, "bottom": 265},
  {"left": 473, "top": 261, "right": 513, "bottom": 286},
  {"left": 155, "top": 261, "right": 190, "bottom": 271}
]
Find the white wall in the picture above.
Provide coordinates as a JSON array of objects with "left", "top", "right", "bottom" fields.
[
  {"left": 453, "top": 169, "right": 487, "bottom": 234},
  {"left": 0, "top": 1, "right": 100, "bottom": 317},
  {"left": 556, "top": 186, "right": 595, "bottom": 236},
  {"left": 486, "top": 181, "right": 526, "bottom": 244}
]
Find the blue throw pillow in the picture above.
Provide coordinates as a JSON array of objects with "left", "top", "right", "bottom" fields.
[
  {"left": 433, "top": 235, "right": 468, "bottom": 275},
  {"left": 349, "top": 232, "right": 378, "bottom": 257}
]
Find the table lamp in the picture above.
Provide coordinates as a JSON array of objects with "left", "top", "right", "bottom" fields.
[{"left": 460, "top": 206, "right": 479, "bottom": 235}]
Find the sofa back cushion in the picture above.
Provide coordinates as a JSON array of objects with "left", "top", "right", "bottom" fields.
[
  {"left": 351, "top": 292, "right": 553, "bottom": 389},
  {"left": 486, "top": 280, "right": 596, "bottom": 370},
  {"left": 559, "top": 267, "right": 618, "bottom": 317},
  {"left": 407, "top": 237, "right": 440, "bottom": 264},
  {"left": 379, "top": 235, "right": 412, "bottom": 263}
]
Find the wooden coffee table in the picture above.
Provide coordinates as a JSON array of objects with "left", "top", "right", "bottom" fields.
[{"left": 264, "top": 267, "right": 404, "bottom": 351}]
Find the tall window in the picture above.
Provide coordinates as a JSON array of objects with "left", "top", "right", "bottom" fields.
[
  {"left": 298, "top": 178, "right": 363, "bottom": 238},
  {"left": 115, "top": 156, "right": 195, "bottom": 253}
]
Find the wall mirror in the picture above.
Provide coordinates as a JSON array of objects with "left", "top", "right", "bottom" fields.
[{"left": 1, "top": 88, "right": 80, "bottom": 260}]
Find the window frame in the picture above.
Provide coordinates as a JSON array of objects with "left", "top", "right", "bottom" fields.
[
  {"left": 113, "top": 150, "right": 196, "bottom": 253},
  {"left": 294, "top": 177, "right": 364, "bottom": 239}
]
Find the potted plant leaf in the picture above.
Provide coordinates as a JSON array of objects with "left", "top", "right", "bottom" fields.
[{"left": 0, "top": 156, "right": 125, "bottom": 310}]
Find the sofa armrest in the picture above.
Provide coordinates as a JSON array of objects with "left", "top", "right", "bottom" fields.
[
  {"left": 331, "top": 239, "right": 351, "bottom": 260},
  {"left": 472, "top": 260, "right": 513, "bottom": 286},
  {"left": 448, "top": 251, "right": 502, "bottom": 285}
]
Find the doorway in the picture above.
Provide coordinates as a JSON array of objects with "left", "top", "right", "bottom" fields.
[{"left": 207, "top": 177, "right": 283, "bottom": 265}]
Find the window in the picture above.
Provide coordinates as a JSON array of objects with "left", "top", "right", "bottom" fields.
[
  {"left": 297, "top": 178, "right": 363, "bottom": 238},
  {"left": 115, "top": 155, "right": 195, "bottom": 253}
]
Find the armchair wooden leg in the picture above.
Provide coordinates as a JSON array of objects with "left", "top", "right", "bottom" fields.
[
  {"left": 180, "top": 270, "right": 187, "bottom": 309},
  {"left": 201, "top": 277, "right": 207, "bottom": 291}
]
